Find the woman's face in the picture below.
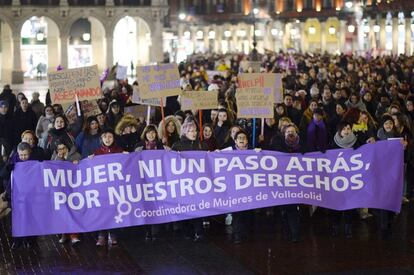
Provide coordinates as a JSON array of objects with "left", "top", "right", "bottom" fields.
[
  {"left": 166, "top": 121, "right": 175, "bottom": 134},
  {"left": 235, "top": 133, "right": 248, "bottom": 149},
  {"left": 146, "top": 130, "right": 157, "bottom": 142},
  {"left": 351, "top": 95, "right": 358, "bottom": 104},
  {"left": 203, "top": 127, "right": 212, "bottom": 139},
  {"left": 97, "top": 114, "right": 105, "bottom": 125},
  {"left": 101, "top": 133, "right": 114, "bottom": 146},
  {"left": 22, "top": 133, "right": 35, "bottom": 147},
  {"left": 122, "top": 126, "right": 132, "bottom": 135},
  {"left": 90, "top": 120, "right": 99, "bottom": 131},
  {"left": 284, "top": 126, "right": 297, "bottom": 139},
  {"left": 218, "top": 111, "right": 227, "bottom": 122},
  {"left": 340, "top": 125, "right": 352, "bottom": 137},
  {"left": 186, "top": 126, "right": 197, "bottom": 141},
  {"left": 392, "top": 115, "right": 400, "bottom": 128},
  {"left": 265, "top": 118, "right": 276, "bottom": 127},
  {"left": 383, "top": 120, "right": 394, "bottom": 132},
  {"left": 407, "top": 101, "right": 414, "bottom": 112},
  {"left": 309, "top": 102, "right": 318, "bottom": 112},
  {"left": 111, "top": 105, "right": 120, "bottom": 114},
  {"left": 54, "top": 117, "right": 65, "bottom": 129},
  {"left": 337, "top": 104, "right": 346, "bottom": 115},
  {"left": 358, "top": 113, "right": 368, "bottom": 124},
  {"left": 45, "top": 107, "right": 54, "bottom": 116},
  {"left": 363, "top": 92, "right": 372, "bottom": 102},
  {"left": 279, "top": 120, "right": 290, "bottom": 130},
  {"left": 230, "top": 126, "right": 240, "bottom": 139},
  {"left": 276, "top": 106, "right": 285, "bottom": 115}
]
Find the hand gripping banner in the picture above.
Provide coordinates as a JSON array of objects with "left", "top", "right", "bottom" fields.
[{"left": 12, "top": 140, "right": 403, "bottom": 236}]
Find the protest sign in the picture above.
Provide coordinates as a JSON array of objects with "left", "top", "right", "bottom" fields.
[
  {"left": 64, "top": 100, "right": 101, "bottom": 124},
  {"left": 240, "top": 61, "right": 262, "bottom": 73},
  {"left": 124, "top": 104, "right": 156, "bottom": 120},
  {"left": 48, "top": 65, "right": 101, "bottom": 104},
  {"left": 136, "top": 63, "right": 181, "bottom": 99},
  {"left": 131, "top": 86, "right": 165, "bottom": 107},
  {"left": 116, "top": 65, "right": 128, "bottom": 80},
  {"left": 181, "top": 91, "right": 218, "bottom": 111},
  {"left": 236, "top": 87, "right": 274, "bottom": 118},
  {"left": 238, "top": 73, "right": 283, "bottom": 103},
  {"left": 12, "top": 141, "right": 403, "bottom": 237}
]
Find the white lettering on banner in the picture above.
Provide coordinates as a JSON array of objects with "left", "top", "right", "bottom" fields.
[
  {"left": 43, "top": 162, "right": 125, "bottom": 188},
  {"left": 54, "top": 190, "right": 101, "bottom": 210},
  {"left": 39, "top": 150, "right": 374, "bottom": 211}
]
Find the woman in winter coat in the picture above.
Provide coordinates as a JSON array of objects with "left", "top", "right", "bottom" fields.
[
  {"left": 172, "top": 119, "right": 208, "bottom": 241},
  {"left": 158, "top": 115, "right": 181, "bottom": 148},
  {"left": 75, "top": 116, "right": 101, "bottom": 159},
  {"left": 329, "top": 121, "right": 362, "bottom": 238},
  {"left": 105, "top": 100, "right": 123, "bottom": 129},
  {"left": 51, "top": 138, "right": 82, "bottom": 245},
  {"left": 269, "top": 123, "right": 302, "bottom": 242},
  {"left": 213, "top": 108, "right": 231, "bottom": 148},
  {"left": 46, "top": 114, "right": 75, "bottom": 159},
  {"left": 36, "top": 105, "right": 55, "bottom": 149},
  {"left": 202, "top": 124, "right": 218, "bottom": 151},
  {"left": 115, "top": 114, "right": 143, "bottom": 152},
  {"left": 303, "top": 108, "right": 329, "bottom": 152},
  {"left": 134, "top": 125, "right": 164, "bottom": 241}
]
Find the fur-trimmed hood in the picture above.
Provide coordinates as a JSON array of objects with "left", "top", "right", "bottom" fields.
[{"left": 115, "top": 114, "right": 139, "bottom": 135}]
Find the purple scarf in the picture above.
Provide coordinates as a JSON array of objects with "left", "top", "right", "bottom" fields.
[
  {"left": 145, "top": 141, "right": 157, "bottom": 150},
  {"left": 306, "top": 119, "right": 328, "bottom": 151}
]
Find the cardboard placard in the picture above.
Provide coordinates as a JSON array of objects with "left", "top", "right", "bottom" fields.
[
  {"left": 48, "top": 65, "right": 101, "bottom": 104},
  {"left": 131, "top": 86, "right": 165, "bottom": 107},
  {"left": 239, "top": 61, "right": 262, "bottom": 73},
  {"left": 64, "top": 100, "right": 101, "bottom": 125},
  {"left": 81, "top": 100, "right": 101, "bottom": 118},
  {"left": 136, "top": 63, "right": 181, "bottom": 99},
  {"left": 124, "top": 105, "right": 156, "bottom": 120},
  {"left": 238, "top": 73, "right": 282, "bottom": 103},
  {"left": 116, "top": 65, "right": 128, "bottom": 80},
  {"left": 180, "top": 91, "right": 218, "bottom": 111},
  {"left": 236, "top": 87, "right": 274, "bottom": 119}
]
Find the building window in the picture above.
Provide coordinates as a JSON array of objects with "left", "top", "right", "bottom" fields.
[
  {"left": 304, "top": 0, "right": 313, "bottom": 10},
  {"left": 323, "top": 0, "right": 332, "bottom": 9},
  {"left": 286, "top": 0, "right": 294, "bottom": 11}
]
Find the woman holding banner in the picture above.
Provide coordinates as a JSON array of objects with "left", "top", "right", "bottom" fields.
[
  {"left": 135, "top": 125, "right": 164, "bottom": 241},
  {"left": 330, "top": 121, "right": 362, "bottom": 238},
  {"left": 269, "top": 123, "right": 302, "bottom": 243},
  {"left": 172, "top": 118, "right": 208, "bottom": 242}
]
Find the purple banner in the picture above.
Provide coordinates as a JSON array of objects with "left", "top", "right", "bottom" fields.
[{"left": 12, "top": 140, "right": 403, "bottom": 237}]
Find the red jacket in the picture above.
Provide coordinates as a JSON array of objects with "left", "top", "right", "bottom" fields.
[{"left": 94, "top": 144, "right": 123, "bottom": 155}]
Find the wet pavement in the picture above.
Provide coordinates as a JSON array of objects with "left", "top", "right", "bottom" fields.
[{"left": 2, "top": 204, "right": 414, "bottom": 274}]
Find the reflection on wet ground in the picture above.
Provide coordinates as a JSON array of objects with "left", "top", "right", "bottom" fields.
[{"left": 3, "top": 205, "right": 414, "bottom": 274}]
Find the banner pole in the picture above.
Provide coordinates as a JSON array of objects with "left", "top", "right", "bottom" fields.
[
  {"left": 252, "top": 118, "right": 256, "bottom": 148},
  {"left": 261, "top": 118, "right": 265, "bottom": 136},
  {"left": 75, "top": 93, "right": 81, "bottom": 117},
  {"left": 199, "top": 110, "right": 203, "bottom": 141},
  {"left": 160, "top": 98, "right": 166, "bottom": 138},
  {"left": 146, "top": 105, "right": 151, "bottom": 125}
]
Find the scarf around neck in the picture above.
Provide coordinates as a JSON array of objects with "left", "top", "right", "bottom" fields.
[
  {"left": 334, "top": 132, "right": 357, "bottom": 148},
  {"left": 377, "top": 128, "right": 395, "bottom": 140}
]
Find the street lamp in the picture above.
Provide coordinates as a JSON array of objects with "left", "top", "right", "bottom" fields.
[
  {"left": 179, "top": 13, "right": 186, "bottom": 20},
  {"left": 250, "top": 7, "right": 260, "bottom": 61},
  {"left": 308, "top": 26, "right": 316, "bottom": 34},
  {"left": 348, "top": 25, "right": 355, "bottom": 33}
]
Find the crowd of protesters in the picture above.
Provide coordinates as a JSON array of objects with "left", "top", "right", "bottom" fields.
[{"left": 0, "top": 50, "right": 413, "bottom": 248}]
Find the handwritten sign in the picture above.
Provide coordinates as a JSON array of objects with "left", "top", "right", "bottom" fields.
[
  {"left": 136, "top": 64, "right": 181, "bottom": 99},
  {"left": 238, "top": 73, "right": 282, "bottom": 103},
  {"left": 131, "top": 86, "right": 165, "bottom": 107},
  {"left": 48, "top": 65, "right": 101, "bottom": 104},
  {"left": 236, "top": 87, "right": 274, "bottom": 118},
  {"left": 64, "top": 100, "right": 101, "bottom": 125},
  {"left": 180, "top": 91, "right": 218, "bottom": 111}
]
